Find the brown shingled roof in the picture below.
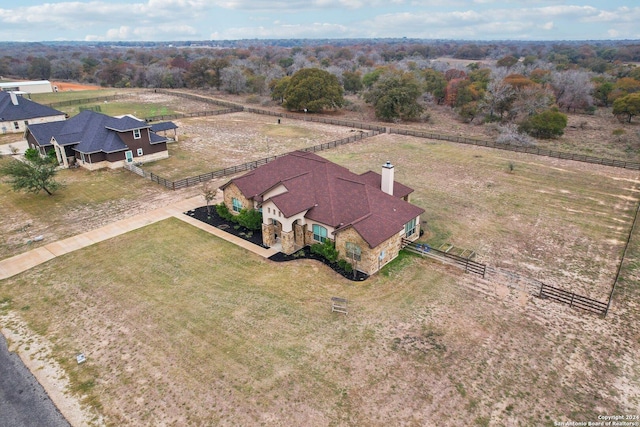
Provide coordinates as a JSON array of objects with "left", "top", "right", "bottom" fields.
[{"left": 221, "top": 151, "right": 424, "bottom": 248}]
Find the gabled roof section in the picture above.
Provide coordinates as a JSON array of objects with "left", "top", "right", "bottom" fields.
[
  {"left": 0, "top": 91, "right": 64, "bottom": 122},
  {"left": 26, "top": 120, "right": 67, "bottom": 147},
  {"left": 223, "top": 151, "right": 425, "bottom": 248},
  {"left": 150, "top": 121, "right": 178, "bottom": 132},
  {"left": 149, "top": 132, "right": 169, "bottom": 145},
  {"left": 338, "top": 185, "right": 424, "bottom": 248},
  {"left": 105, "top": 115, "right": 151, "bottom": 132}
]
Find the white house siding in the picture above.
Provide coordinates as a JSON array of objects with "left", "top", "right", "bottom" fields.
[{"left": 2, "top": 114, "right": 66, "bottom": 135}]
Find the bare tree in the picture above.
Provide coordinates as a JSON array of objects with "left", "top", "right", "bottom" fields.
[
  {"left": 202, "top": 182, "right": 217, "bottom": 216},
  {"left": 551, "top": 69, "right": 594, "bottom": 112},
  {"left": 220, "top": 65, "right": 247, "bottom": 94},
  {"left": 480, "top": 70, "right": 515, "bottom": 122},
  {"left": 511, "top": 85, "right": 554, "bottom": 118}
]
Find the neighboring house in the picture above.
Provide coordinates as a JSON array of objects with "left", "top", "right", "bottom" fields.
[
  {"left": 221, "top": 151, "right": 425, "bottom": 275},
  {"left": 0, "top": 80, "right": 53, "bottom": 94},
  {"left": 0, "top": 91, "right": 66, "bottom": 134},
  {"left": 25, "top": 110, "right": 174, "bottom": 170}
]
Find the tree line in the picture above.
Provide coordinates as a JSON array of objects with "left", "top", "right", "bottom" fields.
[{"left": 2, "top": 39, "right": 640, "bottom": 139}]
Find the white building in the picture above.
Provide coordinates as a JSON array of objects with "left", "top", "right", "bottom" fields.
[{"left": 0, "top": 80, "right": 53, "bottom": 94}]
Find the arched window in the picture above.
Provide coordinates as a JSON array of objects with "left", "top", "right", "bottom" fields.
[{"left": 312, "top": 224, "right": 328, "bottom": 242}]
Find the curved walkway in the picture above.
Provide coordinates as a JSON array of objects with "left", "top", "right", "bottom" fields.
[{"left": 0, "top": 195, "right": 279, "bottom": 281}]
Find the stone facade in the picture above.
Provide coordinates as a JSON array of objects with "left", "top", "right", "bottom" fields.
[
  {"left": 334, "top": 227, "right": 402, "bottom": 275},
  {"left": 223, "top": 183, "right": 252, "bottom": 216}
]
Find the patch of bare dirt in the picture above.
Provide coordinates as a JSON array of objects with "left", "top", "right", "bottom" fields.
[{"left": 51, "top": 82, "right": 102, "bottom": 91}]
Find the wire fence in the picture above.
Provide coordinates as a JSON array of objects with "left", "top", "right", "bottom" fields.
[{"left": 389, "top": 128, "right": 640, "bottom": 171}]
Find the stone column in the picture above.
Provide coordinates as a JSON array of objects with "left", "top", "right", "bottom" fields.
[
  {"left": 281, "top": 230, "right": 295, "bottom": 254},
  {"left": 262, "top": 223, "right": 275, "bottom": 247},
  {"left": 294, "top": 223, "right": 306, "bottom": 248}
]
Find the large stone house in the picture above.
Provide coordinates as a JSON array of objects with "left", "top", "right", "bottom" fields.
[
  {"left": 0, "top": 91, "right": 65, "bottom": 134},
  {"left": 220, "top": 151, "right": 425, "bottom": 275},
  {"left": 25, "top": 110, "right": 174, "bottom": 170}
]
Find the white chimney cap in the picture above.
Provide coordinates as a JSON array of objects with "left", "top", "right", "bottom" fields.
[{"left": 383, "top": 161, "right": 393, "bottom": 168}]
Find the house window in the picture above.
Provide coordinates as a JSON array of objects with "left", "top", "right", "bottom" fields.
[
  {"left": 312, "top": 224, "right": 328, "bottom": 243},
  {"left": 24, "top": 120, "right": 29, "bottom": 126},
  {"left": 13, "top": 122, "right": 19, "bottom": 130},
  {"left": 133, "top": 129, "right": 141, "bottom": 139},
  {"left": 232, "top": 197, "right": 242, "bottom": 213},
  {"left": 137, "top": 148, "right": 143, "bottom": 156},
  {"left": 405, "top": 218, "right": 417, "bottom": 238},
  {"left": 267, "top": 207, "right": 271, "bottom": 214},
  {"left": 346, "top": 242, "right": 361, "bottom": 261}
]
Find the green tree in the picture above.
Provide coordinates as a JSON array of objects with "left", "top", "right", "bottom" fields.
[
  {"left": 423, "top": 69, "right": 447, "bottom": 104},
  {"left": 592, "top": 78, "right": 614, "bottom": 107},
  {"left": 269, "top": 76, "right": 291, "bottom": 103},
  {"left": 0, "top": 153, "right": 61, "bottom": 196},
  {"left": 185, "top": 58, "right": 214, "bottom": 88},
  {"left": 362, "top": 68, "right": 385, "bottom": 88},
  {"left": 342, "top": 71, "right": 363, "bottom": 94},
  {"left": 364, "top": 71, "right": 423, "bottom": 121},
  {"left": 283, "top": 68, "right": 344, "bottom": 112},
  {"left": 496, "top": 55, "right": 518, "bottom": 68},
  {"left": 519, "top": 109, "right": 568, "bottom": 139},
  {"left": 613, "top": 93, "right": 640, "bottom": 123}
]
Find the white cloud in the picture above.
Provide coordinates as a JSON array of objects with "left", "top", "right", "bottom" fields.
[
  {"left": 0, "top": 1, "right": 639, "bottom": 42},
  {"left": 212, "top": 21, "right": 354, "bottom": 39}
]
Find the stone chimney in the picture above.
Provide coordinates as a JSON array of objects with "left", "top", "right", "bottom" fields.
[
  {"left": 9, "top": 91, "right": 18, "bottom": 106},
  {"left": 381, "top": 161, "right": 394, "bottom": 195}
]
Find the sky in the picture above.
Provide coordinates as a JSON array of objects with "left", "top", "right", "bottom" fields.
[{"left": 0, "top": 1, "right": 638, "bottom": 42}]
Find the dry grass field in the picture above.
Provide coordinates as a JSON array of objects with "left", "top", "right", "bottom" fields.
[
  {"left": 1, "top": 216, "right": 638, "bottom": 426},
  {"left": 1, "top": 88, "right": 639, "bottom": 426},
  {"left": 142, "top": 112, "right": 357, "bottom": 180},
  {"left": 323, "top": 134, "right": 640, "bottom": 300},
  {"left": 0, "top": 163, "right": 201, "bottom": 259}
]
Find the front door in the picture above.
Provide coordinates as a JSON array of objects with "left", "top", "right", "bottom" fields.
[{"left": 124, "top": 150, "right": 133, "bottom": 163}]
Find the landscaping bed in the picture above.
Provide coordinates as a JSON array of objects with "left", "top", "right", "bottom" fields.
[
  {"left": 187, "top": 206, "right": 369, "bottom": 281},
  {"left": 186, "top": 206, "right": 264, "bottom": 246},
  {"left": 269, "top": 246, "right": 369, "bottom": 282}
]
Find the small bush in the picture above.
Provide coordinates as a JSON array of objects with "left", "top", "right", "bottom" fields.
[
  {"left": 215, "top": 203, "right": 234, "bottom": 221},
  {"left": 338, "top": 259, "right": 353, "bottom": 273},
  {"left": 310, "top": 240, "right": 339, "bottom": 263},
  {"left": 497, "top": 123, "right": 536, "bottom": 146},
  {"left": 236, "top": 208, "right": 262, "bottom": 231},
  {"left": 519, "top": 109, "right": 568, "bottom": 139}
]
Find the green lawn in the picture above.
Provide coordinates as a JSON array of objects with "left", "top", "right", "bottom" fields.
[{"left": 30, "top": 89, "right": 120, "bottom": 104}]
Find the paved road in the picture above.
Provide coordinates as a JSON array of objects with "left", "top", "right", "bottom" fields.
[{"left": 0, "top": 334, "right": 70, "bottom": 427}]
